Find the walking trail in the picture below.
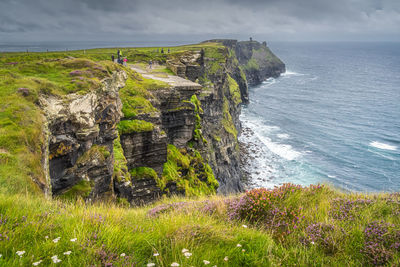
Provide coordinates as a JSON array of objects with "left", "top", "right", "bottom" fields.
[{"left": 130, "top": 64, "right": 201, "bottom": 90}]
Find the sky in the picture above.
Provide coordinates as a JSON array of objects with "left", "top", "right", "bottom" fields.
[{"left": 1, "top": 0, "right": 400, "bottom": 43}]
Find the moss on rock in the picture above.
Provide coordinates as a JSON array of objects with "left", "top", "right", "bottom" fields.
[
  {"left": 117, "top": 119, "right": 154, "bottom": 134},
  {"left": 160, "top": 144, "right": 218, "bottom": 196},
  {"left": 112, "top": 134, "right": 131, "bottom": 183},
  {"left": 59, "top": 180, "right": 93, "bottom": 200}
]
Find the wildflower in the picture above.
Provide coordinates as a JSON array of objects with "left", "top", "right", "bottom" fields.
[
  {"left": 311, "top": 241, "right": 315, "bottom": 245},
  {"left": 242, "top": 249, "right": 246, "bottom": 252},
  {"left": 171, "top": 263, "right": 180, "bottom": 267},
  {"left": 16, "top": 251, "right": 25, "bottom": 257},
  {"left": 70, "top": 238, "right": 77, "bottom": 242},
  {"left": 63, "top": 251, "right": 72, "bottom": 255},
  {"left": 51, "top": 255, "right": 61, "bottom": 263},
  {"left": 153, "top": 253, "right": 160, "bottom": 256},
  {"left": 0, "top": 254, "right": 2, "bottom": 258},
  {"left": 147, "top": 263, "right": 155, "bottom": 267},
  {"left": 32, "top": 260, "right": 43, "bottom": 266},
  {"left": 53, "top": 237, "right": 60, "bottom": 243},
  {"left": 236, "top": 244, "right": 242, "bottom": 247},
  {"left": 224, "top": 256, "right": 228, "bottom": 261},
  {"left": 120, "top": 253, "right": 126, "bottom": 257},
  {"left": 203, "top": 260, "right": 210, "bottom": 265},
  {"left": 182, "top": 248, "right": 189, "bottom": 253},
  {"left": 242, "top": 225, "right": 248, "bottom": 228},
  {"left": 45, "top": 236, "right": 49, "bottom": 239},
  {"left": 184, "top": 252, "right": 192, "bottom": 258}
]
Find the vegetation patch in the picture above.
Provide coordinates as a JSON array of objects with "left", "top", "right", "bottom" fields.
[
  {"left": 59, "top": 180, "right": 93, "bottom": 200},
  {"left": 130, "top": 167, "right": 158, "bottom": 181},
  {"left": 76, "top": 145, "right": 110, "bottom": 165},
  {"left": 112, "top": 134, "right": 131, "bottom": 183},
  {"left": 117, "top": 119, "right": 154, "bottom": 134},
  {"left": 222, "top": 97, "right": 238, "bottom": 139},
  {"left": 160, "top": 144, "right": 218, "bottom": 196},
  {"left": 243, "top": 58, "right": 260, "bottom": 71},
  {"left": 227, "top": 74, "right": 242, "bottom": 106}
]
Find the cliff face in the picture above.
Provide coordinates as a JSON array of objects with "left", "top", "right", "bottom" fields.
[
  {"left": 207, "top": 39, "right": 286, "bottom": 86},
  {"left": 27, "top": 40, "right": 284, "bottom": 205}
]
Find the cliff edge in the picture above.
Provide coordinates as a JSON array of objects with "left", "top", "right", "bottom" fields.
[{"left": 0, "top": 39, "right": 285, "bottom": 205}]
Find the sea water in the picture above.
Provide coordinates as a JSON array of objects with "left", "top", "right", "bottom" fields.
[{"left": 240, "top": 42, "right": 400, "bottom": 192}]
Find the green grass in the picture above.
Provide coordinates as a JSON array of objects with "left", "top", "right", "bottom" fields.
[
  {"left": 112, "top": 135, "right": 131, "bottom": 183},
  {"left": 117, "top": 119, "right": 154, "bottom": 134},
  {"left": 227, "top": 74, "right": 242, "bottom": 106},
  {"left": 130, "top": 167, "right": 158, "bottom": 181},
  {"left": 222, "top": 97, "right": 238, "bottom": 139},
  {"left": 1, "top": 186, "right": 400, "bottom": 266},
  {"left": 159, "top": 145, "right": 218, "bottom": 196}
]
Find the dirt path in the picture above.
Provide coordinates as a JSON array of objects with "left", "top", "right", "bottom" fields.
[{"left": 130, "top": 64, "right": 201, "bottom": 89}]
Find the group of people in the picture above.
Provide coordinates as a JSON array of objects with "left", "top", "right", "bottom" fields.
[{"left": 111, "top": 49, "right": 127, "bottom": 66}]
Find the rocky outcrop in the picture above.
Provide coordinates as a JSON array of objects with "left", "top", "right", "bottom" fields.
[{"left": 40, "top": 70, "right": 127, "bottom": 199}]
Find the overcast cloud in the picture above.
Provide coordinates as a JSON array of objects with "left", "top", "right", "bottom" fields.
[{"left": 0, "top": 0, "right": 399, "bottom": 42}]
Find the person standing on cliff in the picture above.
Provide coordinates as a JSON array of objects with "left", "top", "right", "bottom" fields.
[
  {"left": 123, "top": 57, "right": 127, "bottom": 66},
  {"left": 149, "top": 60, "right": 153, "bottom": 69},
  {"left": 111, "top": 54, "right": 115, "bottom": 62},
  {"left": 117, "top": 49, "right": 121, "bottom": 64}
]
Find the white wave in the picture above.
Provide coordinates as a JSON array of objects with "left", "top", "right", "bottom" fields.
[
  {"left": 277, "top": 133, "right": 290, "bottom": 139},
  {"left": 262, "top": 77, "right": 276, "bottom": 86},
  {"left": 328, "top": 175, "right": 336, "bottom": 178},
  {"left": 256, "top": 134, "right": 301, "bottom": 161},
  {"left": 369, "top": 141, "right": 397, "bottom": 151},
  {"left": 281, "top": 70, "right": 305, "bottom": 77}
]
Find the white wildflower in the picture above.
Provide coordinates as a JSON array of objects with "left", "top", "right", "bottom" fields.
[
  {"left": 16, "top": 251, "right": 25, "bottom": 257},
  {"left": 311, "top": 241, "right": 315, "bottom": 245},
  {"left": 0, "top": 254, "right": 2, "bottom": 258},
  {"left": 52, "top": 237, "right": 60, "bottom": 243},
  {"left": 242, "top": 249, "right": 246, "bottom": 252},
  {"left": 171, "top": 262, "right": 180, "bottom": 267},
  {"left": 63, "top": 251, "right": 72, "bottom": 255},
  {"left": 203, "top": 260, "right": 210, "bottom": 265},
  {"left": 147, "top": 263, "right": 155, "bottom": 267},
  {"left": 153, "top": 253, "right": 160, "bottom": 257},
  {"left": 181, "top": 248, "right": 189, "bottom": 253},
  {"left": 120, "top": 253, "right": 126, "bottom": 257},
  {"left": 70, "top": 238, "right": 77, "bottom": 242},
  {"left": 45, "top": 236, "right": 49, "bottom": 239},
  {"left": 242, "top": 225, "right": 248, "bottom": 228},
  {"left": 184, "top": 252, "right": 192, "bottom": 258},
  {"left": 236, "top": 244, "right": 242, "bottom": 247},
  {"left": 32, "top": 260, "right": 43, "bottom": 266},
  {"left": 224, "top": 256, "right": 228, "bottom": 261},
  {"left": 51, "top": 255, "right": 61, "bottom": 263}
]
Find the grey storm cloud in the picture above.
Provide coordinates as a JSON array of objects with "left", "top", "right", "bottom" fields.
[{"left": 0, "top": 0, "right": 399, "bottom": 41}]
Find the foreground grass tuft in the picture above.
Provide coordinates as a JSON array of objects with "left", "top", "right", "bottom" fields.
[{"left": 1, "top": 184, "right": 400, "bottom": 266}]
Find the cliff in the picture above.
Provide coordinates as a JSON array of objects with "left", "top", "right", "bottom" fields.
[
  {"left": 206, "top": 39, "right": 286, "bottom": 86},
  {"left": 0, "top": 39, "right": 284, "bottom": 205}
]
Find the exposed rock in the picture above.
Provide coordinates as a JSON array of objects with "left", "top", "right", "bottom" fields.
[{"left": 40, "top": 70, "right": 127, "bottom": 197}]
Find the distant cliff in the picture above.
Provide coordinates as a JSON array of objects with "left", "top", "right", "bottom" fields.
[{"left": 206, "top": 39, "right": 286, "bottom": 87}]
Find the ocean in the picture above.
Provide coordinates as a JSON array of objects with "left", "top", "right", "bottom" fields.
[{"left": 240, "top": 42, "right": 400, "bottom": 192}]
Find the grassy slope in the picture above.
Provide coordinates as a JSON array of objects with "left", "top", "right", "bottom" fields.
[{"left": 0, "top": 185, "right": 399, "bottom": 266}]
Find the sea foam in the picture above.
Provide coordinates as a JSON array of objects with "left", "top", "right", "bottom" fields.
[{"left": 369, "top": 141, "right": 397, "bottom": 151}]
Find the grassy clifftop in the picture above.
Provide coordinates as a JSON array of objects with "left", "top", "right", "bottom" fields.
[{"left": 0, "top": 184, "right": 400, "bottom": 266}]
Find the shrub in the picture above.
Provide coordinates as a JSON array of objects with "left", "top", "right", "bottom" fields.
[
  {"left": 227, "top": 184, "right": 303, "bottom": 239},
  {"left": 362, "top": 221, "right": 400, "bottom": 265}
]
